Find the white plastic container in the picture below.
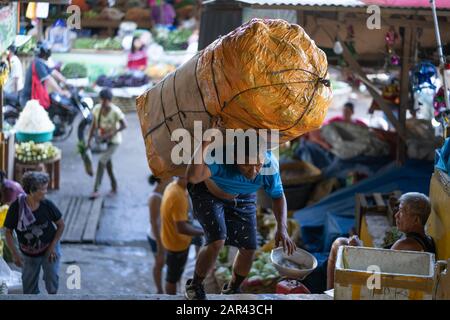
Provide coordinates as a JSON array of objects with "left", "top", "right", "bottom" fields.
[{"left": 334, "top": 246, "right": 436, "bottom": 300}]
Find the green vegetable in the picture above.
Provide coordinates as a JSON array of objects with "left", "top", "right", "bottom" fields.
[
  {"left": 218, "top": 246, "right": 229, "bottom": 265},
  {"left": 153, "top": 28, "right": 193, "bottom": 51},
  {"left": 62, "top": 63, "right": 88, "bottom": 79},
  {"left": 17, "top": 37, "right": 37, "bottom": 55},
  {"left": 382, "top": 227, "right": 404, "bottom": 247},
  {"left": 247, "top": 275, "right": 263, "bottom": 282},
  {"left": 83, "top": 10, "right": 99, "bottom": 19},
  {"left": 73, "top": 38, "right": 122, "bottom": 51},
  {"left": 15, "top": 142, "right": 59, "bottom": 163}
]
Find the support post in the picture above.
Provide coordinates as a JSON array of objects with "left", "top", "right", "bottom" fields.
[{"left": 397, "top": 26, "right": 414, "bottom": 165}]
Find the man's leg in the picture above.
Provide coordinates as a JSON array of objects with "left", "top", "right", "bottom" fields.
[
  {"left": 186, "top": 183, "right": 227, "bottom": 299},
  {"left": 193, "top": 239, "right": 224, "bottom": 283},
  {"left": 165, "top": 249, "right": 189, "bottom": 295},
  {"left": 227, "top": 248, "right": 255, "bottom": 291},
  {"left": 42, "top": 243, "right": 61, "bottom": 294},
  {"left": 21, "top": 255, "right": 43, "bottom": 294},
  {"left": 222, "top": 194, "right": 258, "bottom": 293}
]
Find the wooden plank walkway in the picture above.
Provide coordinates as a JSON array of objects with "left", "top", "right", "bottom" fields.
[{"left": 51, "top": 196, "right": 104, "bottom": 243}]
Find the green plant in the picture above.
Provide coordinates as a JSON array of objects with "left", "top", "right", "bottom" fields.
[{"left": 62, "top": 62, "right": 88, "bottom": 79}]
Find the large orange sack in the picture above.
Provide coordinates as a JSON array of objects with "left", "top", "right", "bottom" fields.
[{"left": 137, "top": 18, "right": 332, "bottom": 178}]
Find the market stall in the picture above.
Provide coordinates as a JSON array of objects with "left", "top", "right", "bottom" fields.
[{"left": 0, "top": 2, "right": 19, "bottom": 179}]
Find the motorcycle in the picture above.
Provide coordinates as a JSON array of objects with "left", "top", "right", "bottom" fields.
[{"left": 3, "top": 86, "right": 95, "bottom": 142}]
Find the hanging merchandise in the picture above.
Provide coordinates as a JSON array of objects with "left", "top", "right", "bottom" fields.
[
  {"left": 346, "top": 25, "right": 356, "bottom": 56},
  {"left": 434, "top": 86, "right": 450, "bottom": 116},
  {"left": 369, "top": 79, "right": 400, "bottom": 113},
  {"left": 333, "top": 39, "right": 343, "bottom": 55},
  {"left": 411, "top": 61, "right": 439, "bottom": 120},
  {"left": 411, "top": 61, "right": 438, "bottom": 92},
  {"left": 385, "top": 27, "right": 400, "bottom": 66},
  {"left": 25, "top": 2, "right": 37, "bottom": 20},
  {"left": 340, "top": 25, "right": 361, "bottom": 88},
  {"left": 36, "top": 2, "right": 50, "bottom": 19},
  {"left": 382, "top": 82, "right": 400, "bottom": 105}
]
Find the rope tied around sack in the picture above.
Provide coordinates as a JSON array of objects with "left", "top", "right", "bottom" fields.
[
  {"left": 145, "top": 64, "right": 330, "bottom": 140},
  {"left": 219, "top": 67, "right": 330, "bottom": 132}
]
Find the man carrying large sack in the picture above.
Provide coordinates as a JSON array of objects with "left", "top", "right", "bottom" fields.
[{"left": 184, "top": 119, "right": 296, "bottom": 300}]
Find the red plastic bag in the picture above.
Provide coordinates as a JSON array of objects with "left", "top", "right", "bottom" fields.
[{"left": 31, "top": 62, "right": 50, "bottom": 109}]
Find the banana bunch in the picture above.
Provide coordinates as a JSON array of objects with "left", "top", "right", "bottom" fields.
[{"left": 0, "top": 61, "right": 9, "bottom": 87}]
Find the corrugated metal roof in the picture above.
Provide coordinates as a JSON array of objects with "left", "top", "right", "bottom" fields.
[
  {"left": 234, "top": 0, "right": 450, "bottom": 9},
  {"left": 236, "top": 0, "right": 366, "bottom": 7}
]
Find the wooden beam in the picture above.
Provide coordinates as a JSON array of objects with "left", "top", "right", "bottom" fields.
[
  {"left": 397, "top": 26, "right": 415, "bottom": 164},
  {"left": 297, "top": 9, "right": 305, "bottom": 26},
  {"left": 333, "top": 32, "right": 407, "bottom": 141}
]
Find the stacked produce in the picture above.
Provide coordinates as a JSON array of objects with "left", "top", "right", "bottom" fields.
[
  {"left": 15, "top": 141, "right": 60, "bottom": 163},
  {"left": 258, "top": 213, "right": 300, "bottom": 253},
  {"left": 14, "top": 100, "right": 55, "bottom": 134},
  {"left": 145, "top": 64, "right": 176, "bottom": 80},
  {"left": 99, "top": 7, "right": 125, "bottom": 21},
  {"left": 215, "top": 252, "right": 280, "bottom": 293},
  {"left": 73, "top": 38, "right": 122, "bottom": 51},
  {"left": 96, "top": 72, "right": 149, "bottom": 88},
  {"left": 16, "top": 37, "right": 37, "bottom": 55},
  {"left": 83, "top": 10, "right": 99, "bottom": 19},
  {"left": 124, "top": 7, "right": 152, "bottom": 21},
  {"left": 61, "top": 63, "right": 88, "bottom": 79},
  {"left": 382, "top": 227, "right": 403, "bottom": 248},
  {"left": 153, "top": 27, "right": 193, "bottom": 51}
]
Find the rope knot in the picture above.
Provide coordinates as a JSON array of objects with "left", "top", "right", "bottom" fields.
[{"left": 318, "top": 78, "right": 331, "bottom": 87}]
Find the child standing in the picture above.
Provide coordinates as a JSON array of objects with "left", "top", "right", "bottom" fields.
[{"left": 160, "top": 177, "right": 203, "bottom": 295}]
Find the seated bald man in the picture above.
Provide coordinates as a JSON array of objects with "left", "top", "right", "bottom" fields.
[{"left": 327, "top": 192, "right": 435, "bottom": 289}]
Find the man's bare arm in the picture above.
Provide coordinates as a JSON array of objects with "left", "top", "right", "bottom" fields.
[
  {"left": 186, "top": 141, "right": 212, "bottom": 184},
  {"left": 175, "top": 221, "right": 204, "bottom": 237},
  {"left": 391, "top": 238, "right": 423, "bottom": 251}
]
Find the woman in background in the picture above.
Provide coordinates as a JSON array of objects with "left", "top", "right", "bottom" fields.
[
  {"left": 4, "top": 172, "right": 65, "bottom": 294},
  {"left": 0, "top": 171, "right": 24, "bottom": 206},
  {"left": 127, "top": 36, "right": 148, "bottom": 71}
]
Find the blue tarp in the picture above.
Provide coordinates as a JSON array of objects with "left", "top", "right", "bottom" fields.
[
  {"left": 435, "top": 138, "right": 450, "bottom": 174},
  {"left": 295, "top": 140, "right": 392, "bottom": 180},
  {"left": 294, "top": 160, "right": 434, "bottom": 253}
]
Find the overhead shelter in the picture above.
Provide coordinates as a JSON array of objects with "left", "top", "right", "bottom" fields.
[
  {"left": 199, "top": 0, "right": 450, "bottom": 60},
  {"left": 198, "top": 0, "right": 450, "bottom": 162}
]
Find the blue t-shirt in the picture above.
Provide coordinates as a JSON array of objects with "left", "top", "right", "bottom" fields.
[
  {"left": 207, "top": 151, "right": 284, "bottom": 198},
  {"left": 21, "top": 58, "right": 52, "bottom": 103}
]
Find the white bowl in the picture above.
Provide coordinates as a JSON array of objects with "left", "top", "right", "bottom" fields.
[{"left": 271, "top": 247, "right": 318, "bottom": 280}]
